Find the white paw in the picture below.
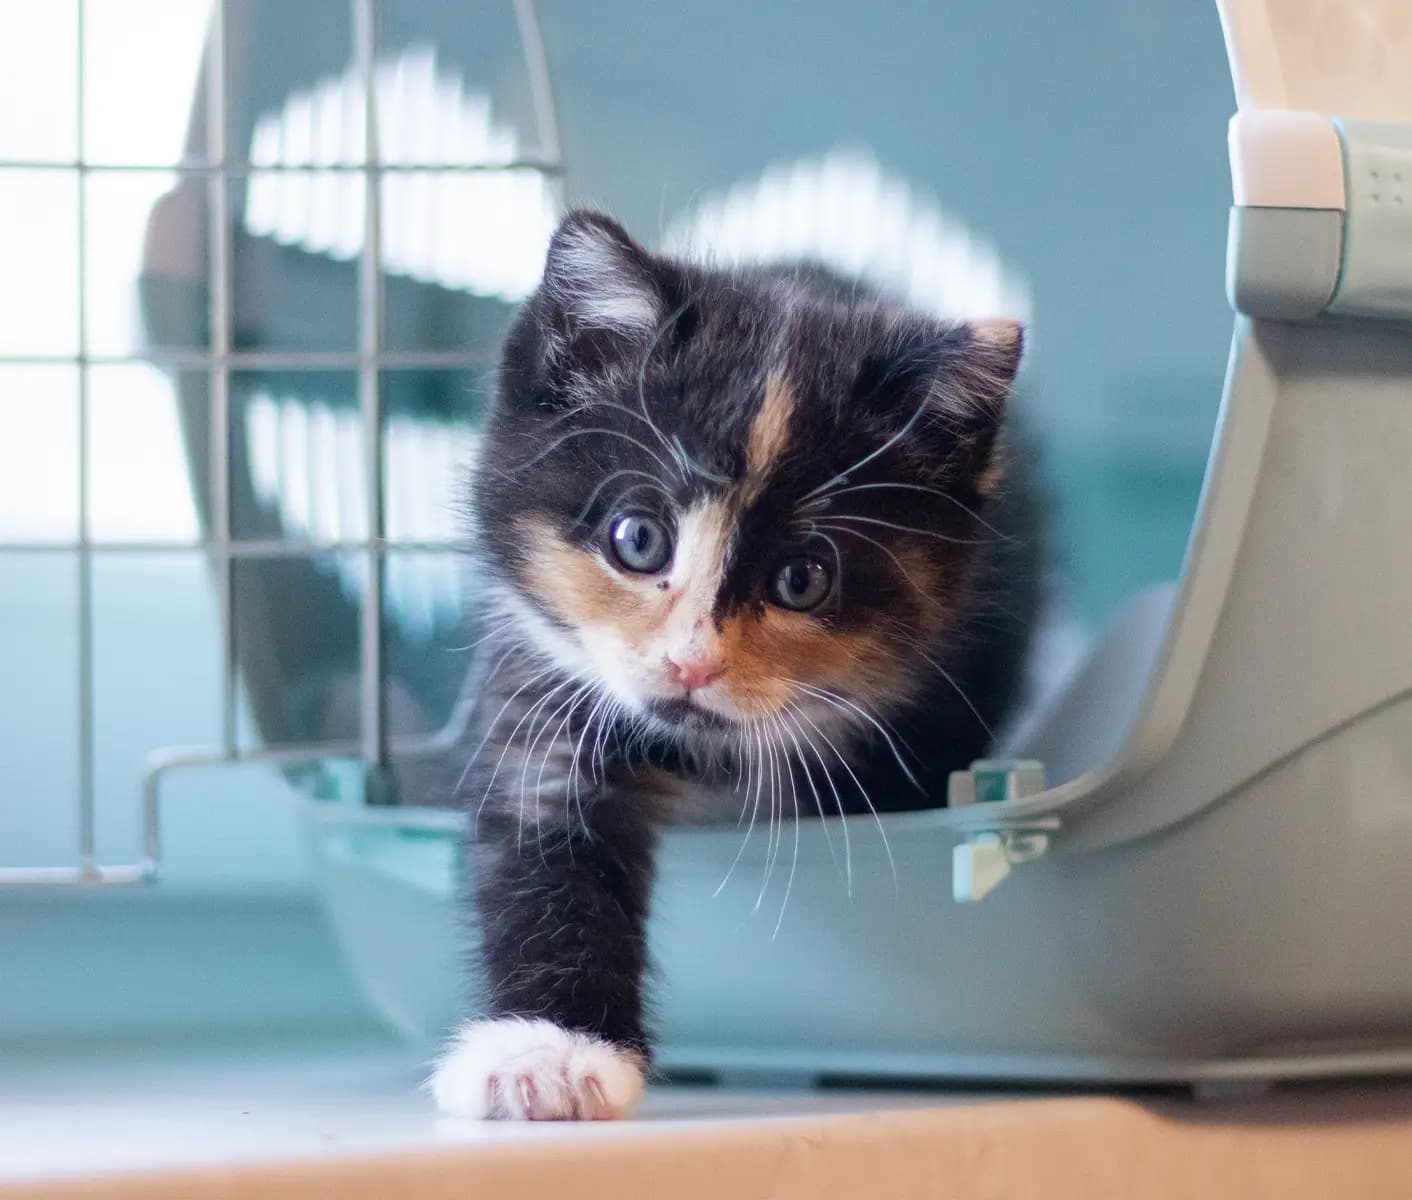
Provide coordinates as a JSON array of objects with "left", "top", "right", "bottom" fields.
[{"left": 428, "top": 1017, "right": 646, "bottom": 1121}]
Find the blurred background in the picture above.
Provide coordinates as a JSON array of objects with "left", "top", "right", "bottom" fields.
[{"left": 1, "top": 0, "right": 1231, "bottom": 1030}]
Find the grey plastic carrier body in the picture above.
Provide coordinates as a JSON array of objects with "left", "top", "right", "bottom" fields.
[{"left": 311, "top": 0, "right": 1412, "bottom": 1088}]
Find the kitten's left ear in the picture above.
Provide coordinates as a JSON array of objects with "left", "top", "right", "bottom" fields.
[
  {"left": 964, "top": 319, "right": 1025, "bottom": 404},
  {"left": 930, "top": 318, "right": 1024, "bottom": 495},
  {"left": 538, "top": 209, "right": 671, "bottom": 341},
  {"left": 857, "top": 316, "right": 1024, "bottom": 495}
]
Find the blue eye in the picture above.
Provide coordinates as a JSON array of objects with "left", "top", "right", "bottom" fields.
[
  {"left": 771, "top": 557, "right": 831, "bottom": 612},
  {"left": 610, "top": 513, "right": 672, "bottom": 574}
]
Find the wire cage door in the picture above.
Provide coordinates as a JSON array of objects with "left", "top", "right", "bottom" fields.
[{"left": 0, "top": 0, "right": 563, "bottom": 884}]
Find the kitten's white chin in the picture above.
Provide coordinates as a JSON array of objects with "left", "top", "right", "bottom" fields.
[{"left": 428, "top": 1018, "right": 645, "bottom": 1121}]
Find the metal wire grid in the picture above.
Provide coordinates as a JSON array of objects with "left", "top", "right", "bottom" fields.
[{"left": 0, "top": 0, "right": 563, "bottom": 884}]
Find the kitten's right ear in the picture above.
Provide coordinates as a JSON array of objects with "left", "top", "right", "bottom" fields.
[{"left": 538, "top": 209, "right": 669, "bottom": 341}]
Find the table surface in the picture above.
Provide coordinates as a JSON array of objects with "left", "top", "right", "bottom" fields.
[{"left": 5, "top": 1032, "right": 1412, "bottom": 1199}]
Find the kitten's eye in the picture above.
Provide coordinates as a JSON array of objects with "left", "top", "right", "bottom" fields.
[
  {"left": 610, "top": 513, "right": 672, "bottom": 574},
  {"left": 771, "top": 557, "right": 832, "bottom": 612}
]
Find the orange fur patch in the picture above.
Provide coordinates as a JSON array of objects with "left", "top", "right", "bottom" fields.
[
  {"left": 741, "top": 373, "right": 796, "bottom": 503},
  {"left": 717, "top": 607, "right": 891, "bottom": 716},
  {"left": 969, "top": 317, "right": 1023, "bottom": 355},
  {"left": 975, "top": 447, "right": 1006, "bottom": 497},
  {"left": 519, "top": 517, "right": 650, "bottom": 629}
]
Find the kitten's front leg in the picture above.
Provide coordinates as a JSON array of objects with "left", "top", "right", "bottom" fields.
[{"left": 430, "top": 768, "right": 655, "bottom": 1121}]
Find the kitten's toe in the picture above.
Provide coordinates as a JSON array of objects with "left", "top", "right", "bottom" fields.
[{"left": 429, "top": 1017, "right": 645, "bottom": 1121}]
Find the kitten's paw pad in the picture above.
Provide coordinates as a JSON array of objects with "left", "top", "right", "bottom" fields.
[{"left": 429, "top": 1018, "right": 645, "bottom": 1121}]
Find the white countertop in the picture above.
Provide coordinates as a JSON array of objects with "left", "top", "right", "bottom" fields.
[
  {"left": 8, "top": 1032, "right": 1412, "bottom": 1200},
  {"left": 1, "top": 1030, "right": 966, "bottom": 1185}
]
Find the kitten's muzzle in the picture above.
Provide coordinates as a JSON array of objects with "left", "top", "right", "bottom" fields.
[{"left": 665, "top": 651, "right": 725, "bottom": 692}]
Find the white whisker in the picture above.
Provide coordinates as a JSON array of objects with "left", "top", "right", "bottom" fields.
[
  {"left": 798, "top": 389, "right": 935, "bottom": 502},
  {"left": 803, "top": 480, "right": 1011, "bottom": 538},
  {"left": 445, "top": 618, "right": 518, "bottom": 654},
  {"left": 591, "top": 697, "right": 617, "bottom": 786},
  {"left": 782, "top": 703, "right": 853, "bottom": 896},
  {"left": 805, "top": 520, "right": 926, "bottom": 599},
  {"left": 714, "top": 721, "right": 764, "bottom": 897},
  {"left": 520, "top": 681, "right": 588, "bottom": 860},
  {"left": 532, "top": 682, "right": 593, "bottom": 820},
  {"left": 914, "top": 648, "right": 997, "bottom": 741},
  {"left": 634, "top": 300, "right": 693, "bottom": 480},
  {"left": 567, "top": 690, "right": 609, "bottom": 832},
  {"left": 475, "top": 675, "right": 573, "bottom": 846},
  {"left": 755, "top": 719, "right": 783, "bottom": 914},
  {"left": 571, "top": 468, "right": 675, "bottom": 525},
  {"left": 785, "top": 679, "right": 924, "bottom": 794},
  {"left": 812, "top": 512, "right": 990, "bottom": 546},
  {"left": 771, "top": 718, "right": 802, "bottom": 940},
  {"left": 461, "top": 662, "right": 557, "bottom": 828},
  {"left": 797, "top": 522, "right": 843, "bottom": 594},
  {"left": 507, "top": 425, "right": 679, "bottom": 479},
  {"left": 776, "top": 708, "right": 840, "bottom": 877},
  {"left": 793, "top": 704, "right": 897, "bottom": 893}
]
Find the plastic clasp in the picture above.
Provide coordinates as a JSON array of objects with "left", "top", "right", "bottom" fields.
[
  {"left": 947, "top": 758, "right": 1046, "bottom": 807},
  {"left": 953, "top": 830, "right": 1051, "bottom": 903}
]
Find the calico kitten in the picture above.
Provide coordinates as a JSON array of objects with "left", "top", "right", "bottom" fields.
[{"left": 430, "top": 210, "right": 1042, "bottom": 1120}]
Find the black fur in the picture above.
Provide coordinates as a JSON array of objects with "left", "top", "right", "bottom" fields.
[{"left": 451, "top": 210, "right": 1044, "bottom": 1061}]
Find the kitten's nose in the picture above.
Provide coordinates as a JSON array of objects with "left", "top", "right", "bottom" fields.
[{"left": 667, "top": 652, "right": 725, "bottom": 692}]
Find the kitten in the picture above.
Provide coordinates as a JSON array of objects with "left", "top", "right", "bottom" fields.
[{"left": 429, "top": 210, "right": 1042, "bottom": 1120}]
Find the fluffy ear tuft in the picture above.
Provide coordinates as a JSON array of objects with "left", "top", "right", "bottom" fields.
[
  {"left": 970, "top": 318, "right": 1024, "bottom": 358},
  {"left": 961, "top": 318, "right": 1024, "bottom": 407},
  {"left": 540, "top": 209, "right": 666, "bottom": 337},
  {"left": 855, "top": 316, "right": 1026, "bottom": 492},
  {"left": 956, "top": 319, "right": 1024, "bottom": 494}
]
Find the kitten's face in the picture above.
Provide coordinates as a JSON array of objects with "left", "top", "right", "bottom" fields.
[{"left": 475, "top": 211, "right": 1022, "bottom": 736}]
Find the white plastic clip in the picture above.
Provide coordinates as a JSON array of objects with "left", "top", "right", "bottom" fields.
[{"left": 952, "top": 830, "right": 1051, "bottom": 903}]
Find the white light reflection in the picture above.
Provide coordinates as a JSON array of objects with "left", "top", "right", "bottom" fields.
[
  {"left": 243, "top": 391, "right": 476, "bottom": 638},
  {"left": 661, "top": 146, "right": 1031, "bottom": 323},
  {"left": 243, "top": 44, "right": 557, "bottom": 303}
]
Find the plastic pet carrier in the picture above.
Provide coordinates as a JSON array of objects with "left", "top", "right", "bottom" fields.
[{"left": 152, "top": 0, "right": 1412, "bottom": 1090}]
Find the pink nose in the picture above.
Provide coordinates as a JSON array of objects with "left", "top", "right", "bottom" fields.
[{"left": 667, "top": 654, "right": 725, "bottom": 691}]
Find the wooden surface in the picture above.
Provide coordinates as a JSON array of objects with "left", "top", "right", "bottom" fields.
[{"left": 7, "top": 1039, "right": 1412, "bottom": 1200}]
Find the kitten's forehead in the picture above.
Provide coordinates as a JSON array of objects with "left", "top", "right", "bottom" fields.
[
  {"left": 660, "top": 297, "right": 860, "bottom": 498},
  {"left": 693, "top": 273, "right": 883, "bottom": 377}
]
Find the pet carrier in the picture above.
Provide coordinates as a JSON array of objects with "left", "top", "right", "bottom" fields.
[{"left": 152, "top": 0, "right": 1412, "bottom": 1089}]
